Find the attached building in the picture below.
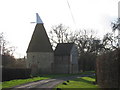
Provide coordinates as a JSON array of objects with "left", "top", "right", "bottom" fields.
[{"left": 54, "top": 43, "right": 79, "bottom": 74}]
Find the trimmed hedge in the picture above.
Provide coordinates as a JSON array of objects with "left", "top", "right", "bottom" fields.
[
  {"left": 2, "top": 68, "right": 31, "bottom": 81},
  {"left": 96, "top": 49, "right": 120, "bottom": 88},
  {"left": 79, "top": 53, "right": 96, "bottom": 71}
]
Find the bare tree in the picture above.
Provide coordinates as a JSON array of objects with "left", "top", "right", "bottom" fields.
[
  {"left": 101, "top": 33, "right": 118, "bottom": 51},
  {"left": 49, "top": 24, "right": 71, "bottom": 48},
  {"left": 111, "top": 18, "right": 120, "bottom": 47},
  {"left": 0, "top": 32, "right": 16, "bottom": 68},
  {"left": 68, "top": 30, "right": 102, "bottom": 55},
  {"left": 49, "top": 24, "right": 103, "bottom": 54},
  {"left": 0, "top": 32, "right": 7, "bottom": 55},
  {"left": 0, "top": 33, "right": 3, "bottom": 55},
  {"left": 0, "top": 33, "right": 16, "bottom": 56}
]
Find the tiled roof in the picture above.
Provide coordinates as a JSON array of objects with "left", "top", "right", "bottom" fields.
[
  {"left": 26, "top": 24, "right": 53, "bottom": 52},
  {"left": 54, "top": 43, "right": 74, "bottom": 56}
]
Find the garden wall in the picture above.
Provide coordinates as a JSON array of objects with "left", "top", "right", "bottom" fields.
[{"left": 96, "top": 49, "right": 120, "bottom": 88}]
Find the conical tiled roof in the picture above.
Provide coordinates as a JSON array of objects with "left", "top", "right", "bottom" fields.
[{"left": 27, "top": 24, "right": 53, "bottom": 52}]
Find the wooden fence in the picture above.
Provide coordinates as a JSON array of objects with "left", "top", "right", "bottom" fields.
[{"left": 96, "top": 49, "right": 120, "bottom": 88}]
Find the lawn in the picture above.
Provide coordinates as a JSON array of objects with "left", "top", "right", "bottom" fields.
[
  {"left": 0, "top": 82, "right": 2, "bottom": 90},
  {"left": 2, "top": 76, "right": 49, "bottom": 88},
  {"left": 2, "top": 71, "right": 95, "bottom": 88},
  {"left": 55, "top": 76, "right": 99, "bottom": 89}
]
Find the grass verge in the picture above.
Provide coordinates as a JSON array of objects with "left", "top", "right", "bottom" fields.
[
  {"left": 2, "top": 77, "right": 49, "bottom": 88},
  {"left": 55, "top": 76, "right": 99, "bottom": 89}
]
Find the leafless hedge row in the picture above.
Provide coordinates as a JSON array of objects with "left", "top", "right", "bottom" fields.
[{"left": 96, "top": 49, "right": 120, "bottom": 88}]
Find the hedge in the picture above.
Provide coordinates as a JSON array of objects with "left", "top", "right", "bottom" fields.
[{"left": 2, "top": 68, "right": 31, "bottom": 81}]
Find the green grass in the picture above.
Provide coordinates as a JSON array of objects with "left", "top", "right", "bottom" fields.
[
  {"left": 0, "top": 82, "right": 2, "bottom": 90},
  {"left": 55, "top": 76, "right": 99, "bottom": 89},
  {"left": 2, "top": 71, "right": 95, "bottom": 88},
  {"left": 2, "top": 77, "right": 49, "bottom": 88}
]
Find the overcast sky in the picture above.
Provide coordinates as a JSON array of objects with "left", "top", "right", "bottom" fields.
[{"left": 0, "top": 0, "right": 119, "bottom": 58}]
